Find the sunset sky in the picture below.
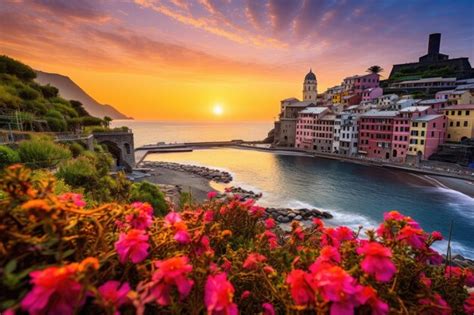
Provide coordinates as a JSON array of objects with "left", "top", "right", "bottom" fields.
[{"left": 1, "top": 0, "right": 473, "bottom": 120}]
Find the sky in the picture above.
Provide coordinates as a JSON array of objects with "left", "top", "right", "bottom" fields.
[{"left": 0, "top": 0, "right": 473, "bottom": 121}]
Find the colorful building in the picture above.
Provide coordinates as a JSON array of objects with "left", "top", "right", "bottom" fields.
[
  {"left": 362, "top": 87, "right": 383, "bottom": 102},
  {"left": 342, "top": 73, "right": 380, "bottom": 96},
  {"left": 314, "top": 114, "right": 336, "bottom": 153},
  {"left": 295, "top": 107, "right": 329, "bottom": 150},
  {"left": 407, "top": 115, "right": 447, "bottom": 160},
  {"left": 358, "top": 110, "right": 399, "bottom": 159},
  {"left": 442, "top": 104, "right": 474, "bottom": 142}
]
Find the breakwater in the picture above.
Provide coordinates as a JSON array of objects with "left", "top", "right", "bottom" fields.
[{"left": 142, "top": 161, "right": 232, "bottom": 183}]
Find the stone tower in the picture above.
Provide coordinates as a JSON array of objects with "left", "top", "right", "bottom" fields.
[{"left": 303, "top": 69, "right": 317, "bottom": 101}]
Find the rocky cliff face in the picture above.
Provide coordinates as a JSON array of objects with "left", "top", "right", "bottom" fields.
[{"left": 35, "top": 70, "right": 131, "bottom": 119}]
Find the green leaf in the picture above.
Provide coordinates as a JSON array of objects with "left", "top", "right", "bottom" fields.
[{"left": 4, "top": 259, "right": 17, "bottom": 274}]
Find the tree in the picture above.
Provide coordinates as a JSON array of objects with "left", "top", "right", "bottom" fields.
[
  {"left": 367, "top": 65, "right": 384, "bottom": 75},
  {"left": 0, "top": 55, "right": 36, "bottom": 81},
  {"left": 103, "top": 116, "right": 112, "bottom": 128}
]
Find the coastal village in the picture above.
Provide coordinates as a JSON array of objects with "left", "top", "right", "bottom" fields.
[{"left": 272, "top": 34, "right": 474, "bottom": 169}]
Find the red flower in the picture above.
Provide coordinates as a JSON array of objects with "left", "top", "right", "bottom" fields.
[
  {"left": 322, "top": 226, "right": 354, "bottom": 247},
  {"left": 431, "top": 231, "right": 443, "bottom": 241},
  {"left": 262, "top": 302, "right": 275, "bottom": 315},
  {"left": 265, "top": 218, "right": 276, "bottom": 229},
  {"left": 357, "top": 286, "right": 389, "bottom": 315},
  {"left": 205, "top": 272, "right": 238, "bottom": 315},
  {"left": 397, "top": 226, "right": 426, "bottom": 249},
  {"left": 243, "top": 253, "right": 267, "bottom": 270},
  {"left": 204, "top": 210, "right": 214, "bottom": 222},
  {"left": 98, "top": 281, "right": 131, "bottom": 312},
  {"left": 465, "top": 292, "right": 474, "bottom": 314},
  {"left": 115, "top": 229, "right": 149, "bottom": 264},
  {"left": 357, "top": 242, "right": 396, "bottom": 282},
  {"left": 286, "top": 269, "right": 315, "bottom": 306},
  {"left": 263, "top": 230, "right": 278, "bottom": 249},
  {"left": 309, "top": 246, "right": 340, "bottom": 271},
  {"left": 149, "top": 256, "right": 194, "bottom": 306},
  {"left": 21, "top": 263, "right": 86, "bottom": 315},
  {"left": 420, "top": 273, "right": 432, "bottom": 288},
  {"left": 240, "top": 290, "right": 250, "bottom": 299}
]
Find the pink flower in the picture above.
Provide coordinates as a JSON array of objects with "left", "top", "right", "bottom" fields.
[
  {"left": 58, "top": 193, "right": 86, "bottom": 207},
  {"left": 286, "top": 269, "right": 315, "bottom": 306},
  {"left": 115, "top": 229, "right": 149, "bottom": 264},
  {"left": 195, "top": 235, "right": 214, "bottom": 257},
  {"left": 249, "top": 205, "right": 265, "bottom": 217},
  {"left": 265, "top": 218, "right": 276, "bottom": 229},
  {"left": 243, "top": 253, "right": 267, "bottom": 270},
  {"left": 383, "top": 210, "right": 405, "bottom": 221},
  {"left": 207, "top": 191, "right": 218, "bottom": 199},
  {"left": 148, "top": 256, "right": 194, "bottom": 306},
  {"left": 204, "top": 210, "right": 214, "bottom": 222},
  {"left": 313, "top": 266, "right": 362, "bottom": 314},
  {"left": 165, "top": 212, "right": 191, "bottom": 244},
  {"left": 357, "top": 242, "right": 396, "bottom": 282},
  {"left": 419, "top": 293, "right": 450, "bottom": 315},
  {"left": 205, "top": 272, "right": 238, "bottom": 315},
  {"left": 262, "top": 302, "right": 275, "bottom": 315},
  {"left": 465, "top": 292, "right": 474, "bottom": 314},
  {"left": 397, "top": 226, "right": 426, "bottom": 249},
  {"left": 221, "top": 258, "right": 232, "bottom": 272},
  {"left": 322, "top": 226, "right": 354, "bottom": 247},
  {"left": 312, "top": 218, "right": 324, "bottom": 230},
  {"left": 125, "top": 203, "right": 153, "bottom": 230},
  {"left": 309, "top": 246, "right": 341, "bottom": 271},
  {"left": 98, "top": 281, "right": 131, "bottom": 311},
  {"left": 445, "top": 266, "right": 474, "bottom": 287},
  {"left": 21, "top": 264, "right": 85, "bottom": 315},
  {"left": 263, "top": 230, "right": 278, "bottom": 249}
]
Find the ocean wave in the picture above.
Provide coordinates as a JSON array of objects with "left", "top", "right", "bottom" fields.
[
  {"left": 432, "top": 240, "right": 474, "bottom": 259},
  {"left": 433, "top": 187, "right": 474, "bottom": 219}
]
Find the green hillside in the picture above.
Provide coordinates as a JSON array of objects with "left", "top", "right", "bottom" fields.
[{"left": 0, "top": 55, "right": 104, "bottom": 132}]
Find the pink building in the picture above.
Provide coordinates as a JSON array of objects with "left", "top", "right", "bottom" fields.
[
  {"left": 417, "top": 99, "right": 449, "bottom": 112},
  {"left": 295, "top": 107, "right": 329, "bottom": 150},
  {"left": 362, "top": 87, "right": 383, "bottom": 102},
  {"left": 392, "top": 106, "right": 433, "bottom": 161},
  {"left": 342, "top": 73, "right": 380, "bottom": 96},
  {"left": 358, "top": 110, "right": 399, "bottom": 159},
  {"left": 407, "top": 115, "right": 447, "bottom": 160}
]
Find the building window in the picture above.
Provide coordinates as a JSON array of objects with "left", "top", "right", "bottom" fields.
[
  {"left": 421, "top": 140, "right": 424, "bottom": 145},
  {"left": 458, "top": 111, "right": 462, "bottom": 115},
  {"left": 467, "top": 111, "right": 470, "bottom": 116},
  {"left": 456, "top": 121, "right": 460, "bottom": 127},
  {"left": 464, "top": 121, "right": 468, "bottom": 127}
]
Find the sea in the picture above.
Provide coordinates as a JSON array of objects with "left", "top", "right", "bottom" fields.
[{"left": 112, "top": 120, "right": 474, "bottom": 258}]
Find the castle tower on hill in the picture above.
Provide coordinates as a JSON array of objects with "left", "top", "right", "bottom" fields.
[{"left": 303, "top": 69, "right": 317, "bottom": 101}]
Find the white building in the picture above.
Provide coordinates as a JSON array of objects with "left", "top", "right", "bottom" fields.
[
  {"left": 377, "top": 94, "right": 399, "bottom": 109},
  {"left": 333, "top": 112, "right": 359, "bottom": 156}
]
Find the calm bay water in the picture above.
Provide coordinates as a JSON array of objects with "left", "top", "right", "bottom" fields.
[
  {"left": 119, "top": 120, "right": 474, "bottom": 257},
  {"left": 111, "top": 120, "right": 273, "bottom": 147}
]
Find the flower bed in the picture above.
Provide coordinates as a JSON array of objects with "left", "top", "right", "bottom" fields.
[{"left": 1, "top": 165, "right": 473, "bottom": 314}]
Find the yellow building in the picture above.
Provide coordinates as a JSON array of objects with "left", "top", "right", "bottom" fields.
[
  {"left": 442, "top": 104, "right": 474, "bottom": 142},
  {"left": 332, "top": 93, "right": 342, "bottom": 104}
]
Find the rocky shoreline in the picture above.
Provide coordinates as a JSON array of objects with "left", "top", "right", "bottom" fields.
[
  {"left": 142, "top": 161, "right": 232, "bottom": 183},
  {"left": 217, "top": 186, "right": 333, "bottom": 223}
]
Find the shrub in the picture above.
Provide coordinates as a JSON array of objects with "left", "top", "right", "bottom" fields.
[
  {"left": 18, "top": 85, "right": 40, "bottom": 100},
  {"left": 17, "top": 137, "right": 72, "bottom": 169},
  {"left": 130, "top": 181, "right": 168, "bottom": 216},
  {"left": 39, "top": 84, "right": 59, "bottom": 98},
  {"left": 0, "top": 145, "right": 19, "bottom": 168},
  {"left": 68, "top": 142, "right": 85, "bottom": 158},
  {"left": 0, "top": 55, "right": 36, "bottom": 81},
  {"left": 57, "top": 156, "right": 99, "bottom": 189},
  {"left": 1, "top": 165, "right": 472, "bottom": 315}
]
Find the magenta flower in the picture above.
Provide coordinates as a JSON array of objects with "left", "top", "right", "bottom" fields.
[
  {"left": 313, "top": 266, "right": 362, "bottom": 314},
  {"left": 431, "top": 231, "right": 443, "bottom": 241},
  {"left": 357, "top": 286, "right": 389, "bottom": 315},
  {"left": 207, "top": 191, "right": 218, "bottom": 199},
  {"left": 309, "top": 246, "right": 341, "bottom": 271},
  {"left": 115, "top": 229, "right": 149, "bottom": 264},
  {"left": 419, "top": 293, "right": 451, "bottom": 315},
  {"left": 98, "top": 280, "right": 131, "bottom": 312},
  {"left": 204, "top": 210, "right": 214, "bottom": 222},
  {"left": 21, "top": 265, "right": 85, "bottom": 315},
  {"left": 125, "top": 203, "right": 153, "bottom": 230},
  {"left": 465, "top": 292, "right": 474, "bottom": 314},
  {"left": 148, "top": 256, "right": 194, "bottom": 306},
  {"left": 357, "top": 242, "right": 396, "bottom": 282},
  {"left": 165, "top": 211, "right": 191, "bottom": 244},
  {"left": 262, "top": 302, "right": 275, "bottom": 315},
  {"left": 205, "top": 272, "right": 238, "bottom": 315}
]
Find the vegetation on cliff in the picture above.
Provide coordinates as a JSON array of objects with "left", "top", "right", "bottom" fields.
[
  {"left": 0, "top": 55, "right": 105, "bottom": 132},
  {"left": 0, "top": 165, "right": 473, "bottom": 314}
]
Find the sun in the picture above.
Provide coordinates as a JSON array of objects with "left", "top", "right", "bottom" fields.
[{"left": 213, "top": 104, "right": 223, "bottom": 116}]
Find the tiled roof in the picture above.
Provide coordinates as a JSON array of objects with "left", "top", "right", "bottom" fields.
[
  {"left": 413, "top": 114, "right": 444, "bottom": 122},
  {"left": 299, "top": 107, "right": 328, "bottom": 114},
  {"left": 441, "top": 104, "right": 474, "bottom": 110},
  {"left": 360, "top": 110, "right": 399, "bottom": 117}
]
